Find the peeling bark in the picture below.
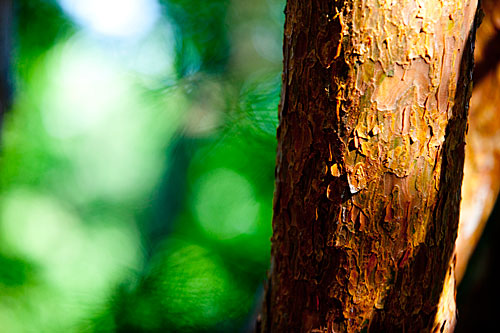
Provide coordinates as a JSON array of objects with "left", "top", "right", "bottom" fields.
[{"left": 261, "top": 0, "right": 479, "bottom": 331}]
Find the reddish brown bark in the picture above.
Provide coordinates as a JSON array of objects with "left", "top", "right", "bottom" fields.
[{"left": 261, "top": 0, "right": 479, "bottom": 331}]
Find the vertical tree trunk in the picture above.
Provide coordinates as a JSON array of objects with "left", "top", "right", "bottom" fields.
[
  {"left": 261, "top": 0, "right": 479, "bottom": 331},
  {"left": 0, "top": 0, "right": 12, "bottom": 130}
]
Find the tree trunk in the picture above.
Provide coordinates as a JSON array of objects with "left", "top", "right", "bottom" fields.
[
  {"left": 261, "top": 0, "right": 479, "bottom": 331},
  {"left": 0, "top": 0, "right": 12, "bottom": 130}
]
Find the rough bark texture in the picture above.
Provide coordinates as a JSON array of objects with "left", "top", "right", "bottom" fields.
[
  {"left": 456, "top": 0, "right": 500, "bottom": 283},
  {"left": 262, "top": 0, "right": 479, "bottom": 332}
]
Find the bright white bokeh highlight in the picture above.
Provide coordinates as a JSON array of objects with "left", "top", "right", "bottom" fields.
[
  {"left": 40, "top": 37, "right": 127, "bottom": 139},
  {"left": 57, "top": 0, "right": 160, "bottom": 39},
  {"left": 35, "top": 34, "right": 185, "bottom": 202}
]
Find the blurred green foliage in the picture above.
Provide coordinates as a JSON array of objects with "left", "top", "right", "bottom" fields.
[
  {"left": 163, "top": 0, "right": 230, "bottom": 75},
  {"left": 0, "top": 0, "right": 284, "bottom": 331}
]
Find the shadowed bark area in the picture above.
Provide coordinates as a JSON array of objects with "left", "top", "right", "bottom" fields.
[{"left": 261, "top": 0, "right": 479, "bottom": 331}]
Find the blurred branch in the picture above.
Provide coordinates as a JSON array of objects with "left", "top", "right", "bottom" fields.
[
  {"left": 456, "top": 0, "right": 500, "bottom": 283},
  {"left": 0, "top": 0, "right": 12, "bottom": 130}
]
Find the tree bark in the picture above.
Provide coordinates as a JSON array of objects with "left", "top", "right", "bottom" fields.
[{"left": 261, "top": 0, "right": 479, "bottom": 331}]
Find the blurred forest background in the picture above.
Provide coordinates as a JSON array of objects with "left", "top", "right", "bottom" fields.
[
  {"left": 0, "top": 0, "right": 498, "bottom": 332},
  {"left": 0, "top": 0, "right": 281, "bottom": 331}
]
